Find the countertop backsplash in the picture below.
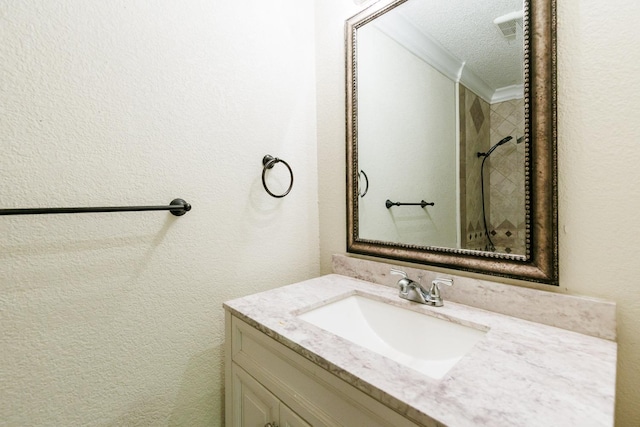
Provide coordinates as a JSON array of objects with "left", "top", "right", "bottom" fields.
[{"left": 332, "top": 254, "right": 617, "bottom": 341}]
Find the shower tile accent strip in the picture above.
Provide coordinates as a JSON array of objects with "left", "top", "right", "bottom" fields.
[{"left": 332, "top": 254, "right": 617, "bottom": 341}]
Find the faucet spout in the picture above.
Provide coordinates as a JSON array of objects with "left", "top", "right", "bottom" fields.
[{"left": 405, "top": 280, "right": 429, "bottom": 304}]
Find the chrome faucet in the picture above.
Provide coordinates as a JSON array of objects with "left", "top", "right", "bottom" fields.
[{"left": 390, "top": 269, "right": 453, "bottom": 307}]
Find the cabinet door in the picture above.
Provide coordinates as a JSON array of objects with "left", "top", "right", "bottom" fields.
[
  {"left": 232, "top": 364, "right": 279, "bottom": 427},
  {"left": 279, "top": 404, "right": 312, "bottom": 427}
]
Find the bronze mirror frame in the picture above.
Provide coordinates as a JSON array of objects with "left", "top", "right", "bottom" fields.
[{"left": 345, "top": 0, "right": 558, "bottom": 285}]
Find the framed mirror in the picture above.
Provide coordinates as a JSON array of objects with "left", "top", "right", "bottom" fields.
[{"left": 346, "top": 0, "right": 558, "bottom": 284}]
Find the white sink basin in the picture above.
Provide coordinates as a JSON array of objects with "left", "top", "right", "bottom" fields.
[{"left": 298, "top": 294, "right": 487, "bottom": 379}]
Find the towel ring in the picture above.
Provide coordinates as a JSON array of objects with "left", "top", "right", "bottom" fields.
[
  {"left": 358, "top": 170, "right": 369, "bottom": 198},
  {"left": 262, "top": 155, "right": 294, "bottom": 198}
]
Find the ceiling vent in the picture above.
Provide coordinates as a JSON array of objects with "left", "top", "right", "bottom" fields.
[{"left": 494, "top": 11, "right": 523, "bottom": 39}]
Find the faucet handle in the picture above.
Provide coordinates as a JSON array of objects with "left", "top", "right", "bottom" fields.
[
  {"left": 390, "top": 268, "right": 407, "bottom": 278},
  {"left": 432, "top": 278, "right": 453, "bottom": 288},
  {"left": 390, "top": 269, "right": 410, "bottom": 294},
  {"left": 429, "top": 277, "right": 453, "bottom": 307}
]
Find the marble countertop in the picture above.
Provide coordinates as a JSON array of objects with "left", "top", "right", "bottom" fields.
[{"left": 223, "top": 274, "right": 617, "bottom": 427}]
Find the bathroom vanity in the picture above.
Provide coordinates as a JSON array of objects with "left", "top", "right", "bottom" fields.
[{"left": 224, "top": 259, "right": 616, "bottom": 426}]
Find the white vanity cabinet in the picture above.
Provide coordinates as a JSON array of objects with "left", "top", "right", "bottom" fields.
[{"left": 225, "top": 312, "right": 422, "bottom": 427}]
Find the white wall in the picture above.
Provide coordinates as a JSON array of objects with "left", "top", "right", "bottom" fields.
[
  {"left": 0, "top": 1, "right": 319, "bottom": 425},
  {"left": 357, "top": 25, "right": 457, "bottom": 247},
  {"left": 316, "top": 0, "right": 640, "bottom": 425}
]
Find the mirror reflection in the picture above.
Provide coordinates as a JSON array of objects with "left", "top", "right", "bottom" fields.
[{"left": 356, "top": 0, "right": 526, "bottom": 255}]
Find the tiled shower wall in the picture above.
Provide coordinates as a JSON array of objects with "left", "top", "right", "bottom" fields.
[
  {"left": 488, "top": 98, "right": 526, "bottom": 254},
  {"left": 459, "top": 85, "right": 525, "bottom": 254},
  {"left": 459, "top": 85, "right": 490, "bottom": 251}
]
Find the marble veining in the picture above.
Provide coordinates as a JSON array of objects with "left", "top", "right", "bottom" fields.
[
  {"left": 224, "top": 274, "right": 616, "bottom": 427},
  {"left": 332, "top": 254, "right": 617, "bottom": 341}
]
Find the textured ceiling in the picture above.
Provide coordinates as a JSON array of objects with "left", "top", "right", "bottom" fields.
[{"left": 378, "top": 0, "right": 524, "bottom": 91}]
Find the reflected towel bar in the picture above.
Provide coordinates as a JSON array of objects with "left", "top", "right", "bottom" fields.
[
  {"left": 385, "top": 199, "right": 434, "bottom": 209},
  {"left": 0, "top": 198, "right": 191, "bottom": 217}
]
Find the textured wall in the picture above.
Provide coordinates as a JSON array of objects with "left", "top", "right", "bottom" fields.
[
  {"left": 557, "top": 0, "right": 640, "bottom": 423},
  {"left": 0, "top": 1, "right": 319, "bottom": 425},
  {"left": 316, "top": 0, "right": 640, "bottom": 424}
]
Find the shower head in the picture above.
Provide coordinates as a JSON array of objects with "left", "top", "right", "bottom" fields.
[
  {"left": 494, "top": 135, "right": 513, "bottom": 147},
  {"left": 478, "top": 135, "right": 513, "bottom": 158}
]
